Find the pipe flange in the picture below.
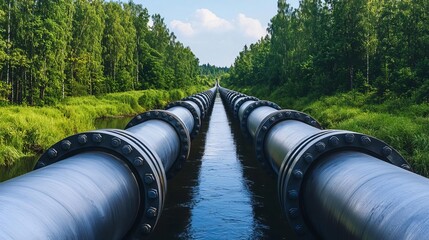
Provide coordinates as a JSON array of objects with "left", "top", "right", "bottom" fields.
[
  {"left": 278, "top": 130, "right": 411, "bottom": 239},
  {"left": 254, "top": 110, "right": 322, "bottom": 173},
  {"left": 234, "top": 97, "right": 259, "bottom": 119},
  {"left": 240, "top": 101, "right": 281, "bottom": 136},
  {"left": 35, "top": 129, "right": 167, "bottom": 238},
  {"left": 165, "top": 101, "right": 201, "bottom": 139},
  {"left": 192, "top": 94, "right": 209, "bottom": 114},
  {"left": 229, "top": 94, "right": 246, "bottom": 112},
  {"left": 125, "top": 110, "right": 191, "bottom": 178},
  {"left": 183, "top": 96, "right": 206, "bottom": 119},
  {"left": 228, "top": 94, "right": 241, "bottom": 106}
]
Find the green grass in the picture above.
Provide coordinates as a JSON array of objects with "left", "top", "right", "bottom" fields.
[
  {"left": 241, "top": 87, "right": 429, "bottom": 177},
  {"left": 302, "top": 92, "right": 429, "bottom": 176},
  {"left": 0, "top": 87, "right": 205, "bottom": 169}
]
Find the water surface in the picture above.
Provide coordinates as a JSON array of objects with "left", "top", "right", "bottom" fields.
[
  {"left": 150, "top": 96, "right": 293, "bottom": 239},
  {"left": 1, "top": 96, "right": 294, "bottom": 239}
]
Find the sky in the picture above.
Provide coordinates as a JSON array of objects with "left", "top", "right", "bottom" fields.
[{"left": 134, "top": 0, "right": 300, "bottom": 67}]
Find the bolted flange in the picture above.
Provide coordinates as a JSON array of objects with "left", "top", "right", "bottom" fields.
[
  {"left": 182, "top": 96, "right": 206, "bottom": 119},
  {"left": 165, "top": 101, "right": 201, "bottom": 139},
  {"left": 240, "top": 100, "right": 281, "bottom": 137},
  {"left": 254, "top": 109, "right": 322, "bottom": 174},
  {"left": 35, "top": 129, "right": 167, "bottom": 239},
  {"left": 233, "top": 96, "right": 259, "bottom": 119},
  {"left": 277, "top": 130, "right": 411, "bottom": 239},
  {"left": 125, "top": 110, "right": 191, "bottom": 179}
]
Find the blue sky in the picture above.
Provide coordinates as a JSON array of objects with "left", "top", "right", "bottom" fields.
[{"left": 134, "top": 0, "right": 300, "bottom": 67}]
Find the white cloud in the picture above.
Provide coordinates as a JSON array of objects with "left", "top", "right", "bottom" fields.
[
  {"left": 171, "top": 20, "right": 195, "bottom": 37},
  {"left": 168, "top": 9, "right": 268, "bottom": 66},
  {"left": 237, "top": 13, "right": 267, "bottom": 39},
  {"left": 194, "top": 8, "right": 234, "bottom": 31}
]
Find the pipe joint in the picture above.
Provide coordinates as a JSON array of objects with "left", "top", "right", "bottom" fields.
[
  {"left": 183, "top": 96, "right": 206, "bottom": 119},
  {"left": 233, "top": 96, "right": 259, "bottom": 118},
  {"left": 277, "top": 130, "right": 410, "bottom": 239},
  {"left": 126, "top": 110, "right": 191, "bottom": 178},
  {"left": 35, "top": 129, "right": 167, "bottom": 238},
  {"left": 240, "top": 100, "right": 281, "bottom": 137},
  {"left": 254, "top": 110, "right": 322, "bottom": 173},
  {"left": 166, "top": 101, "right": 201, "bottom": 139}
]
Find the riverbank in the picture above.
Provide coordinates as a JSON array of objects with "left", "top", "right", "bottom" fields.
[
  {"left": 238, "top": 86, "right": 429, "bottom": 177},
  {"left": 0, "top": 86, "right": 206, "bottom": 168}
]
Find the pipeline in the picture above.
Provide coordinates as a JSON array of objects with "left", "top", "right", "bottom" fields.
[
  {"left": 219, "top": 86, "right": 429, "bottom": 239},
  {"left": 0, "top": 87, "right": 216, "bottom": 239}
]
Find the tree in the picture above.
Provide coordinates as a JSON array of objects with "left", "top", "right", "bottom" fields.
[
  {"left": 33, "top": 0, "right": 74, "bottom": 103},
  {"left": 67, "top": 0, "right": 105, "bottom": 96}
]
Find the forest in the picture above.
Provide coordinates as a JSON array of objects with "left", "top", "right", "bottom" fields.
[
  {"left": 0, "top": 0, "right": 204, "bottom": 105},
  {"left": 224, "top": 0, "right": 429, "bottom": 176},
  {"left": 225, "top": 0, "right": 429, "bottom": 103}
]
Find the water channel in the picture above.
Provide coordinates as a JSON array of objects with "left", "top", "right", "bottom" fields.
[
  {"left": 148, "top": 95, "right": 293, "bottom": 239},
  {"left": 1, "top": 95, "right": 294, "bottom": 239}
]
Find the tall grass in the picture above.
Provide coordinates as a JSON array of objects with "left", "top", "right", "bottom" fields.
[
  {"left": 0, "top": 87, "right": 204, "bottom": 168},
  {"left": 303, "top": 93, "right": 429, "bottom": 176},
  {"left": 243, "top": 87, "right": 429, "bottom": 177}
]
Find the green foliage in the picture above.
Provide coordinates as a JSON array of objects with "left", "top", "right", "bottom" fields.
[
  {"left": 0, "top": 0, "right": 202, "bottom": 105},
  {"left": 0, "top": 88, "right": 200, "bottom": 167},
  {"left": 300, "top": 92, "right": 429, "bottom": 176},
  {"left": 225, "top": 0, "right": 429, "bottom": 175},
  {"left": 225, "top": 0, "right": 429, "bottom": 103},
  {"left": 200, "top": 64, "right": 229, "bottom": 77}
]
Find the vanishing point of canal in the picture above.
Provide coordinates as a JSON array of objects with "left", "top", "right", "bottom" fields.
[
  {"left": 147, "top": 95, "right": 293, "bottom": 239},
  {"left": 2, "top": 94, "right": 294, "bottom": 239}
]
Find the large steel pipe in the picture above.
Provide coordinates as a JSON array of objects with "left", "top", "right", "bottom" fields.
[
  {"left": 304, "top": 151, "right": 429, "bottom": 239},
  {"left": 219, "top": 86, "right": 429, "bottom": 240},
  {"left": 0, "top": 87, "right": 217, "bottom": 239},
  {"left": 0, "top": 152, "right": 139, "bottom": 239}
]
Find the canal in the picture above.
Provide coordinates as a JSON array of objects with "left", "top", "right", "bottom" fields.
[
  {"left": 1, "top": 95, "right": 294, "bottom": 239},
  {"left": 148, "top": 95, "right": 293, "bottom": 239}
]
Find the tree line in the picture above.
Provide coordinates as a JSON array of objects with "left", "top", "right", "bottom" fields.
[
  {"left": 226, "top": 0, "right": 429, "bottom": 102},
  {"left": 0, "top": 0, "right": 202, "bottom": 105}
]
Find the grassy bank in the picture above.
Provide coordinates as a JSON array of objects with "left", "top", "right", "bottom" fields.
[
  {"left": 238, "top": 86, "right": 429, "bottom": 177},
  {"left": 0, "top": 86, "right": 206, "bottom": 167}
]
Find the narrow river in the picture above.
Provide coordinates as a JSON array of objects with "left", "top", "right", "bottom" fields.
[{"left": 149, "top": 95, "right": 293, "bottom": 239}]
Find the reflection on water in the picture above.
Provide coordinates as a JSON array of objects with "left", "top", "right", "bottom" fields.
[
  {"left": 151, "top": 95, "right": 293, "bottom": 239},
  {"left": 1, "top": 97, "right": 294, "bottom": 238},
  {"left": 188, "top": 96, "right": 254, "bottom": 239}
]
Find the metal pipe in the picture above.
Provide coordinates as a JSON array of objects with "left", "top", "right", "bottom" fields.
[
  {"left": 264, "top": 120, "right": 321, "bottom": 173},
  {"left": 166, "top": 106, "right": 195, "bottom": 137},
  {"left": 0, "top": 87, "right": 217, "bottom": 239},
  {"left": 186, "top": 100, "right": 202, "bottom": 118},
  {"left": 303, "top": 151, "right": 429, "bottom": 239},
  {"left": 238, "top": 100, "right": 255, "bottom": 122},
  {"left": 247, "top": 106, "right": 278, "bottom": 138},
  {"left": 218, "top": 86, "right": 429, "bottom": 240},
  {"left": 126, "top": 120, "right": 180, "bottom": 172},
  {"left": 0, "top": 152, "right": 139, "bottom": 240}
]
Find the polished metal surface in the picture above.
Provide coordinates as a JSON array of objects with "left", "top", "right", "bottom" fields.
[
  {"left": 185, "top": 100, "right": 202, "bottom": 119},
  {"left": 167, "top": 106, "right": 195, "bottom": 135},
  {"left": 0, "top": 152, "right": 139, "bottom": 239},
  {"left": 247, "top": 106, "right": 278, "bottom": 138},
  {"left": 238, "top": 100, "right": 255, "bottom": 122},
  {"left": 304, "top": 151, "right": 429, "bottom": 239},
  {"left": 219, "top": 86, "right": 428, "bottom": 240},
  {"left": 127, "top": 120, "right": 180, "bottom": 171},
  {"left": 265, "top": 120, "right": 321, "bottom": 172},
  {"left": 0, "top": 87, "right": 217, "bottom": 239}
]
